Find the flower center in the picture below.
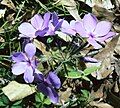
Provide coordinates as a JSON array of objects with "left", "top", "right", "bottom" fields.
[{"left": 89, "top": 33, "right": 95, "bottom": 38}]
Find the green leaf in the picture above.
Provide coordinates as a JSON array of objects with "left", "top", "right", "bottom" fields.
[
  {"left": 47, "top": 37, "right": 54, "bottom": 43},
  {"left": 65, "top": 69, "right": 82, "bottom": 79},
  {"left": 81, "top": 76, "right": 90, "bottom": 81},
  {"left": 81, "top": 90, "right": 89, "bottom": 98},
  {"left": 83, "top": 66, "right": 100, "bottom": 76},
  {"left": 35, "top": 92, "right": 44, "bottom": 102},
  {"left": 2, "top": 94, "right": 9, "bottom": 104},
  {"left": 44, "top": 98, "right": 51, "bottom": 105},
  {"left": 11, "top": 105, "right": 22, "bottom": 108},
  {"left": 0, "top": 101, "right": 6, "bottom": 106},
  {"left": 12, "top": 100, "right": 22, "bottom": 106}
]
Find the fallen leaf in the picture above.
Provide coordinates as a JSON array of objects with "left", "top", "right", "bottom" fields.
[
  {"left": 33, "top": 39, "right": 49, "bottom": 55},
  {"left": 92, "top": 5, "right": 115, "bottom": 21},
  {"left": 91, "top": 84, "right": 105, "bottom": 99},
  {"left": 59, "top": 87, "right": 72, "bottom": 104},
  {"left": 114, "top": 81, "right": 119, "bottom": 93},
  {"left": 2, "top": 81, "right": 36, "bottom": 101},
  {"left": 89, "top": 101, "right": 113, "bottom": 108},
  {"left": 1, "top": 0, "right": 16, "bottom": 10},
  {"left": 79, "top": 0, "right": 114, "bottom": 9},
  {"left": 53, "top": 0, "right": 81, "bottom": 20},
  {"left": 56, "top": 31, "right": 72, "bottom": 42},
  {"left": 0, "top": 9, "right": 6, "bottom": 18},
  {"left": 91, "top": 35, "right": 119, "bottom": 79}
]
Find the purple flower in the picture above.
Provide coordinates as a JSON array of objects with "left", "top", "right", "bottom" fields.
[
  {"left": 34, "top": 71, "right": 61, "bottom": 104},
  {"left": 75, "top": 13, "right": 116, "bottom": 49},
  {"left": 18, "top": 13, "right": 50, "bottom": 38},
  {"left": 61, "top": 20, "right": 77, "bottom": 36},
  {"left": 11, "top": 43, "right": 39, "bottom": 83},
  {"left": 45, "top": 12, "right": 63, "bottom": 36}
]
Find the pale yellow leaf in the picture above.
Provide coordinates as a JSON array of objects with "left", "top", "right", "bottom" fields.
[
  {"left": 2, "top": 81, "right": 36, "bottom": 101},
  {"left": 0, "top": 9, "right": 6, "bottom": 18},
  {"left": 56, "top": 31, "right": 72, "bottom": 42},
  {"left": 33, "top": 39, "right": 49, "bottom": 55}
]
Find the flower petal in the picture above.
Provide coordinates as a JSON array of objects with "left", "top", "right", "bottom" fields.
[
  {"left": 12, "top": 62, "right": 28, "bottom": 75},
  {"left": 12, "top": 52, "right": 27, "bottom": 62},
  {"left": 61, "top": 20, "right": 76, "bottom": 35},
  {"left": 96, "top": 32, "right": 116, "bottom": 42},
  {"left": 31, "top": 14, "right": 43, "bottom": 30},
  {"left": 87, "top": 37, "right": 102, "bottom": 49},
  {"left": 46, "top": 72, "right": 61, "bottom": 89},
  {"left": 83, "top": 13, "right": 98, "bottom": 32},
  {"left": 75, "top": 21, "right": 88, "bottom": 37},
  {"left": 24, "top": 43, "right": 36, "bottom": 59},
  {"left": 34, "top": 70, "right": 44, "bottom": 82},
  {"left": 24, "top": 66, "right": 34, "bottom": 83},
  {"left": 52, "top": 12, "right": 59, "bottom": 26},
  {"left": 18, "top": 22, "right": 36, "bottom": 38},
  {"left": 94, "top": 21, "right": 112, "bottom": 36},
  {"left": 42, "top": 12, "right": 51, "bottom": 29},
  {"left": 54, "top": 19, "right": 63, "bottom": 31},
  {"left": 35, "top": 27, "right": 49, "bottom": 37},
  {"left": 61, "top": 20, "right": 70, "bottom": 29},
  {"left": 83, "top": 57, "right": 98, "bottom": 63},
  {"left": 37, "top": 83, "right": 59, "bottom": 103}
]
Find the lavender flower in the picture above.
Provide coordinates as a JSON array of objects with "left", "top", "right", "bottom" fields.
[
  {"left": 12, "top": 43, "right": 39, "bottom": 83},
  {"left": 45, "top": 12, "right": 63, "bottom": 36},
  {"left": 75, "top": 13, "right": 116, "bottom": 49},
  {"left": 61, "top": 20, "right": 77, "bottom": 36},
  {"left": 34, "top": 71, "right": 61, "bottom": 104},
  {"left": 18, "top": 12, "right": 50, "bottom": 38}
]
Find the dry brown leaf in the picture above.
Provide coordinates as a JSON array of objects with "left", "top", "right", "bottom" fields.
[
  {"left": 2, "top": 81, "right": 36, "bottom": 101},
  {"left": 91, "top": 84, "right": 104, "bottom": 99},
  {"left": 92, "top": 5, "right": 115, "bottom": 21},
  {"left": 59, "top": 87, "right": 72, "bottom": 104},
  {"left": 89, "top": 101, "right": 113, "bottom": 108},
  {"left": 90, "top": 35, "right": 120, "bottom": 79},
  {"left": 79, "top": 0, "right": 114, "bottom": 9},
  {"left": 33, "top": 39, "right": 49, "bottom": 55},
  {"left": 1, "top": 0, "right": 16, "bottom": 10},
  {"left": 114, "top": 81, "right": 119, "bottom": 93}
]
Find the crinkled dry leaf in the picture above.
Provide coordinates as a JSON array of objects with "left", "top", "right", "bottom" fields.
[
  {"left": 89, "top": 101, "right": 113, "bottom": 108},
  {"left": 53, "top": 0, "right": 81, "bottom": 20},
  {"left": 33, "top": 39, "right": 49, "bottom": 55},
  {"left": 92, "top": 5, "right": 115, "bottom": 21},
  {"left": 91, "top": 58, "right": 113, "bottom": 80},
  {"left": 59, "top": 87, "right": 72, "bottom": 104},
  {"left": 91, "top": 84, "right": 105, "bottom": 99},
  {"left": 1, "top": 0, "right": 16, "bottom": 10},
  {"left": 2, "top": 81, "right": 36, "bottom": 101},
  {"left": 79, "top": 0, "right": 114, "bottom": 9},
  {"left": 114, "top": 81, "right": 119, "bottom": 93},
  {"left": 90, "top": 35, "right": 119, "bottom": 79}
]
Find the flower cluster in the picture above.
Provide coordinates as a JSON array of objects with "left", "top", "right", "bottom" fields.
[{"left": 11, "top": 12, "right": 116, "bottom": 104}]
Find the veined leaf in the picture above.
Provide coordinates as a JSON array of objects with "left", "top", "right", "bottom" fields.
[
  {"left": 83, "top": 66, "right": 100, "bottom": 76},
  {"left": 65, "top": 69, "right": 82, "bottom": 79}
]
